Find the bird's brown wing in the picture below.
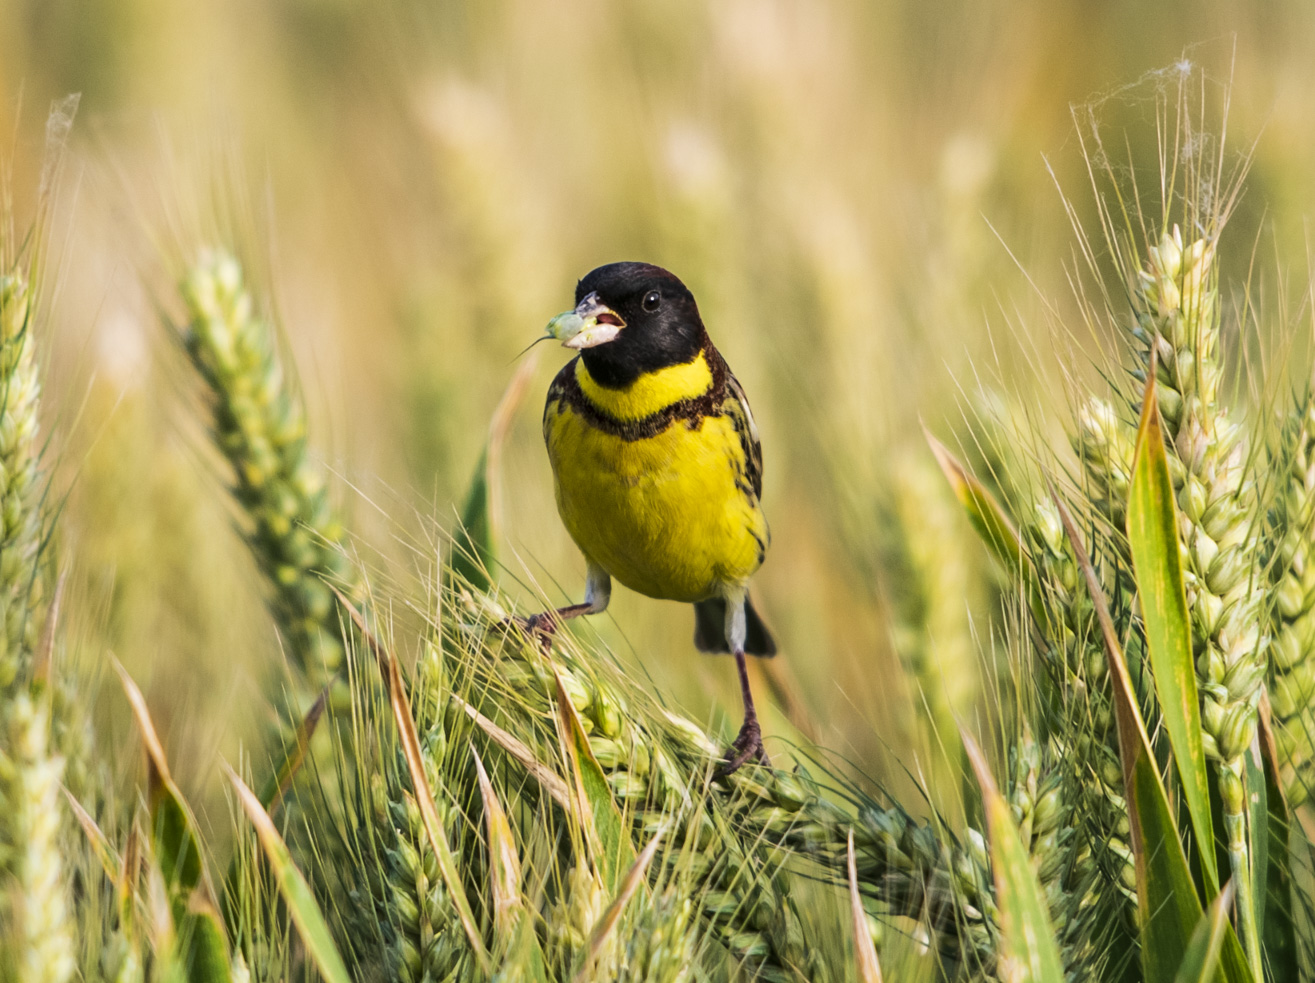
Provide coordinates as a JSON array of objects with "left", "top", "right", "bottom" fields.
[{"left": 721, "top": 369, "right": 763, "bottom": 500}]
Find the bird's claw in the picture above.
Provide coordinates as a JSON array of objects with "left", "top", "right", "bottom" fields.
[
  {"left": 506, "top": 611, "right": 558, "bottom": 652},
  {"left": 517, "top": 611, "right": 559, "bottom": 635},
  {"left": 715, "top": 716, "right": 769, "bottom": 779}
]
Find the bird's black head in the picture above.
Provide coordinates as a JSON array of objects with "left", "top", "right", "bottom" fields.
[{"left": 551, "top": 262, "right": 707, "bottom": 389}]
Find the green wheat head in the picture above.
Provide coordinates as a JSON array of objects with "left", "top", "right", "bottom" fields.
[{"left": 179, "top": 251, "right": 358, "bottom": 696}]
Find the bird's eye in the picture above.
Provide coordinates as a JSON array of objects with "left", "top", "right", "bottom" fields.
[{"left": 642, "top": 290, "right": 661, "bottom": 312}]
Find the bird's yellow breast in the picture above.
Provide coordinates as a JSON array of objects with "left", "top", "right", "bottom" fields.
[
  {"left": 544, "top": 356, "right": 767, "bottom": 603},
  {"left": 574, "top": 351, "right": 713, "bottom": 420}
]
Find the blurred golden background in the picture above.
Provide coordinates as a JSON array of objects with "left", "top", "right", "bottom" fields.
[{"left": 3, "top": 0, "right": 1314, "bottom": 805}]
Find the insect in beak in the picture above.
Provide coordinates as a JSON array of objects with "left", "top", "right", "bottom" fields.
[{"left": 545, "top": 292, "right": 625, "bottom": 349}]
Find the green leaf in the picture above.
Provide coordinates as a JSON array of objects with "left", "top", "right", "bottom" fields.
[
  {"left": 1245, "top": 744, "right": 1268, "bottom": 944},
  {"left": 505, "top": 914, "right": 550, "bottom": 983},
  {"left": 1130, "top": 749, "right": 1211, "bottom": 983},
  {"left": 1257, "top": 702, "right": 1299, "bottom": 980},
  {"left": 178, "top": 904, "right": 234, "bottom": 983},
  {"left": 453, "top": 445, "right": 494, "bottom": 591},
  {"left": 926, "top": 430, "right": 1044, "bottom": 622},
  {"left": 1173, "top": 881, "right": 1235, "bottom": 983},
  {"left": 1127, "top": 366, "right": 1218, "bottom": 893},
  {"left": 963, "top": 733, "right": 1064, "bottom": 983},
  {"left": 451, "top": 351, "right": 538, "bottom": 592},
  {"left": 1055, "top": 496, "right": 1250, "bottom": 983},
  {"left": 226, "top": 766, "right": 351, "bottom": 983},
  {"left": 153, "top": 791, "right": 203, "bottom": 911},
  {"left": 114, "top": 658, "right": 207, "bottom": 901},
  {"left": 554, "top": 669, "right": 637, "bottom": 894}
]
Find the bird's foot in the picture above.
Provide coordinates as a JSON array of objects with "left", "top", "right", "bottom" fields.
[
  {"left": 506, "top": 611, "right": 559, "bottom": 652},
  {"left": 715, "top": 715, "right": 769, "bottom": 779},
  {"left": 504, "top": 601, "right": 595, "bottom": 650}
]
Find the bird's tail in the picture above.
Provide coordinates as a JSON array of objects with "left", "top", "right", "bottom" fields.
[{"left": 693, "top": 595, "right": 777, "bottom": 657}]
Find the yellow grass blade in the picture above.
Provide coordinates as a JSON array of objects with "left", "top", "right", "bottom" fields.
[
  {"left": 574, "top": 829, "right": 664, "bottom": 982},
  {"left": 112, "top": 657, "right": 232, "bottom": 981},
  {"left": 471, "top": 746, "right": 524, "bottom": 938},
  {"left": 847, "top": 830, "right": 884, "bottom": 983},
  {"left": 226, "top": 765, "right": 352, "bottom": 983},
  {"left": 455, "top": 694, "right": 571, "bottom": 808},
  {"left": 63, "top": 788, "right": 120, "bottom": 883}
]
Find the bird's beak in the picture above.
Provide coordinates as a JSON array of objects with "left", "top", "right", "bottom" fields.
[{"left": 545, "top": 292, "right": 625, "bottom": 350}]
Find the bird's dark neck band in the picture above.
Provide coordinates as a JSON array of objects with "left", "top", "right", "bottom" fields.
[{"left": 551, "top": 349, "right": 727, "bottom": 441}]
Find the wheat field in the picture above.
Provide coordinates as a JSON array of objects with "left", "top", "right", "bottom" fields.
[{"left": 6, "top": 1, "right": 1315, "bottom": 981}]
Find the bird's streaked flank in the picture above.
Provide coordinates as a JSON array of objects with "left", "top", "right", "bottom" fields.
[{"left": 520, "top": 262, "right": 776, "bottom": 774}]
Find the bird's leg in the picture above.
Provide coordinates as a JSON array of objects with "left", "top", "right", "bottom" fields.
[
  {"left": 716, "top": 597, "right": 769, "bottom": 777},
  {"left": 513, "top": 564, "right": 611, "bottom": 644}
]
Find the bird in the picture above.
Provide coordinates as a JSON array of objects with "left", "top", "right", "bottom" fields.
[{"left": 519, "top": 261, "right": 776, "bottom": 775}]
